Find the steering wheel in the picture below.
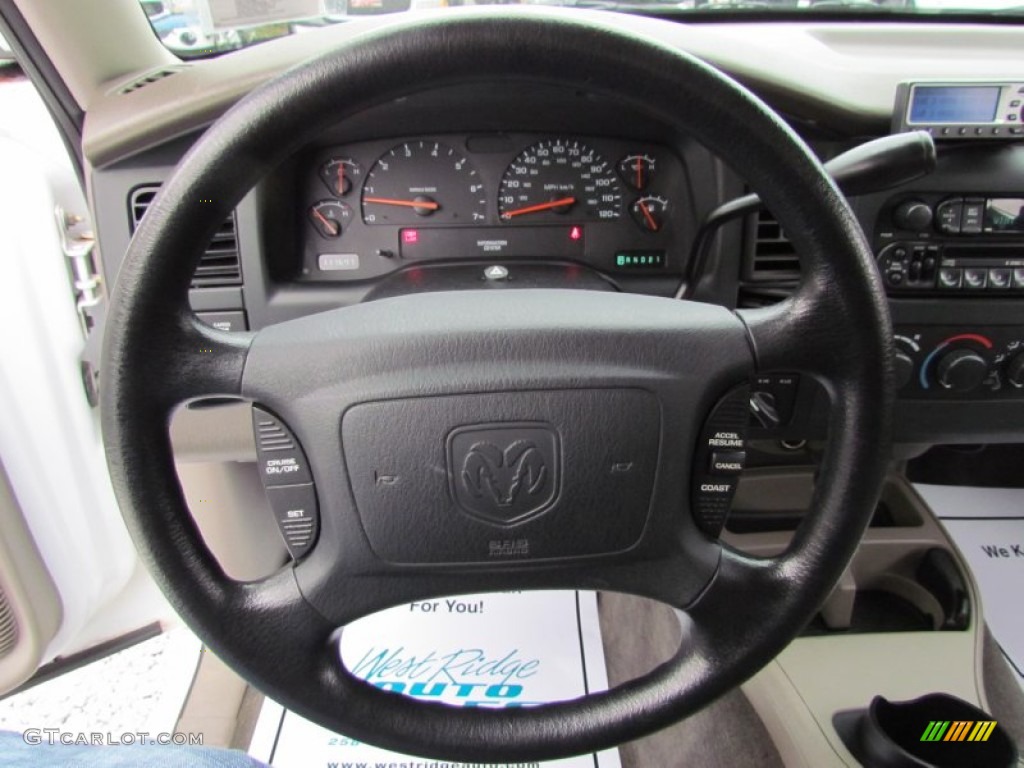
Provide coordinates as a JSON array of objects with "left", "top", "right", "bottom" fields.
[{"left": 101, "top": 9, "right": 893, "bottom": 762}]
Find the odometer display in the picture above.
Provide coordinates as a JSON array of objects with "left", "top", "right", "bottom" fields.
[{"left": 498, "top": 139, "right": 622, "bottom": 223}]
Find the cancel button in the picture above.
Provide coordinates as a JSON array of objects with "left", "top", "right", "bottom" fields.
[{"left": 709, "top": 451, "right": 746, "bottom": 476}]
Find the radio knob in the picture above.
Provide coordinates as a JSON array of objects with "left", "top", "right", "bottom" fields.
[
  {"left": 936, "top": 349, "right": 989, "bottom": 392},
  {"left": 893, "top": 352, "right": 915, "bottom": 390},
  {"left": 1007, "top": 353, "right": 1024, "bottom": 388},
  {"left": 893, "top": 200, "right": 934, "bottom": 232}
]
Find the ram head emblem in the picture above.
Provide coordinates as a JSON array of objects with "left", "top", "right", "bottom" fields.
[{"left": 447, "top": 424, "right": 560, "bottom": 525}]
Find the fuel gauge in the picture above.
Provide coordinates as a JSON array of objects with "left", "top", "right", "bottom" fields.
[
  {"left": 630, "top": 196, "right": 667, "bottom": 233},
  {"left": 618, "top": 154, "right": 656, "bottom": 191},
  {"left": 308, "top": 200, "right": 352, "bottom": 238},
  {"left": 319, "top": 157, "right": 362, "bottom": 197}
]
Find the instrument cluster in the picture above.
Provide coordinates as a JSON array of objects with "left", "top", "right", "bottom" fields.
[{"left": 297, "top": 134, "right": 690, "bottom": 282}]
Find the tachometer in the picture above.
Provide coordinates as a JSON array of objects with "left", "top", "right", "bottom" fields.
[
  {"left": 498, "top": 139, "right": 621, "bottom": 223},
  {"left": 361, "top": 141, "right": 487, "bottom": 225}
]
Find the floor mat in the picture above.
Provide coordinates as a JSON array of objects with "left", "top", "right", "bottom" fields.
[{"left": 248, "top": 591, "right": 619, "bottom": 768}]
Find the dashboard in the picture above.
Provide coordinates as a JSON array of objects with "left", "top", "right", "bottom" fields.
[
  {"left": 298, "top": 135, "right": 688, "bottom": 282},
  {"left": 83, "top": 16, "right": 1024, "bottom": 448}
]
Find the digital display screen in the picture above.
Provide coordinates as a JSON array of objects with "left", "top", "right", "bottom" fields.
[
  {"left": 614, "top": 251, "right": 666, "bottom": 270},
  {"left": 984, "top": 198, "right": 1024, "bottom": 233},
  {"left": 908, "top": 86, "right": 1001, "bottom": 124}
]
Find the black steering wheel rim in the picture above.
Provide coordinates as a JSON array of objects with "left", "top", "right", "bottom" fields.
[{"left": 101, "top": 9, "right": 893, "bottom": 762}]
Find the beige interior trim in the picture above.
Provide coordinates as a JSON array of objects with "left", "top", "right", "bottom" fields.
[
  {"left": 171, "top": 403, "right": 257, "bottom": 465},
  {"left": 175, "top": 648, "right": 250, "bottom": 749},
  {"left": 91, "top": 15, "right": 1024, "bottom": 168},
  {"left": 174, "top": 460, "right": 286, "bottom": 583},
  {"left": 0, "top": 461, "right": 62, "bottom": 694},
  {"left": 731, "top": 475, "right": 989, "bottom": 767},
  {"left": 12, "top": 0, "right": 176, "bottom": 110}
]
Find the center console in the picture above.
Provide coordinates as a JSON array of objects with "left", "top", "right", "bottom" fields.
[{"left": 727, "top": 473, "right": 1013, "bottom": 768}]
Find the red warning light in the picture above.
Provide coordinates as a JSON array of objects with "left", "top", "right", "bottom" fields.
[
  {"left": 569, "top": 225, "right": 583, "bottom": 242},
  {"left": 402, "top": 229, "right": 419, "bottom": 245}
]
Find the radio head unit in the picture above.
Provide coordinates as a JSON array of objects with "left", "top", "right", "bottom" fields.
[
  {"left": 873, "top": 192, "right": 1024, "bottom": 296},
  {"left": 893, "top": 82, "right": 1024, "bottom": 139}
]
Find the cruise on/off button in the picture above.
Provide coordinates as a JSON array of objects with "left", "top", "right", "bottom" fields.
[{"left": 252, "top": 406, "right": 312, "bottom": 486}]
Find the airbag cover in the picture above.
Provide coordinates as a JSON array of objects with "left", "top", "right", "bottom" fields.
[{"left": 342, "top": 389, "right": 660, "bottom": 564}]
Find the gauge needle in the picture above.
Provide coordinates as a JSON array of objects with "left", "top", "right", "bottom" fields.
[
  {"left": 363, "top": 196, "right": 440, "bottom": 211},
  {"left": 638, "top": 200, "right": 659, "bottom": 231},
  {"left": 337, "top": 164, "right": 345, "bottom": 195},
  {"left": 501, "top": 196, "right": 577, "bottom": 219},
  {"left": 312, "top": 208, "right": 339, "bottom": 236},
  {"left": 635, "top": 157, "right": 643, "bottom": 189}
]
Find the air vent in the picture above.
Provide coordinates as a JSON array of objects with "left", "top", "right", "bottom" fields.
[
  {"left": 129, "top": 186, "right": 242, "bottom": 288},
  {"left": 116, "top": 66, "right": 185, "bottom": 95},
  {"left": 738, "top": 208, "right": 800, "bottom": 307}
]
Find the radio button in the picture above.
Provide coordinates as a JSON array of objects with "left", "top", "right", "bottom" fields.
[
  {"left": 938, "top": 267, "right": 963, "bottom": 289},
  {"left": 961, "top": 199, "right": 985, "bottom": 234},
  {"left": 964, "top": 268, "right": 989, "bottom": 290},
  {"left": 988, "top": 269, "right": 1012, "bottom": 290},
  {"left": 936, "top": 199, "right": 963, "bottom": 234}
]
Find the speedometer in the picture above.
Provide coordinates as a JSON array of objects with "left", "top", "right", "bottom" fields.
[{"left": 498, "top": 139, "right": 622, "bottom": 223}]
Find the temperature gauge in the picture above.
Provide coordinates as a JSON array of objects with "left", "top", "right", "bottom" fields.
[
  {"left": 319, "top": 157, "right": 362, "bottom": 197},
  {"left": 630, "top": 196, "right": 667, "bottom": 233},
  {"left": 618, "top": 154, "right": 656, "bottom": 191},
  {"left": 308, "top": 200, "right": 352, "bottom": 239}
]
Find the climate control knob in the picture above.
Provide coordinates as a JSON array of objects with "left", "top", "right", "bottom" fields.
[
  {"left": 893, "top": 200, "right": 933, "bottom": 232},
  {"left": 936, "top": 349, "right": 988, "bottom": 392},
  {"left": 893, "top": 352, "right": 915, "bottom": 390},
  {"left": 1007, "top": 353, "right": 1024, "bottom": 388}
]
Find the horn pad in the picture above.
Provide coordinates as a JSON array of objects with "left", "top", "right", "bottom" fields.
[{"left": 342, "top": 389, "right": 660, "bottom": 564}]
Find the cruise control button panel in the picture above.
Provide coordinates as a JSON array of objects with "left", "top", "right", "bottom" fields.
[
  {"left": 252, "top": 407, "right": 312, "bottom": 486},
  {"left": 691, "top": 385, "right": 750, "bottom": 537},
  {"left": 251, "top": 406, "right": 319, "bottom": 559}
]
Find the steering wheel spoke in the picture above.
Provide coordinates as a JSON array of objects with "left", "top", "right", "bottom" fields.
[{"left": 167, "top": 316, "right": 253, "bottom": 404}]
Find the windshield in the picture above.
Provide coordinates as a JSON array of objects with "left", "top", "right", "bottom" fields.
[{"left": 145, "top": 0, "right": 1022, "bottom": 58}]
